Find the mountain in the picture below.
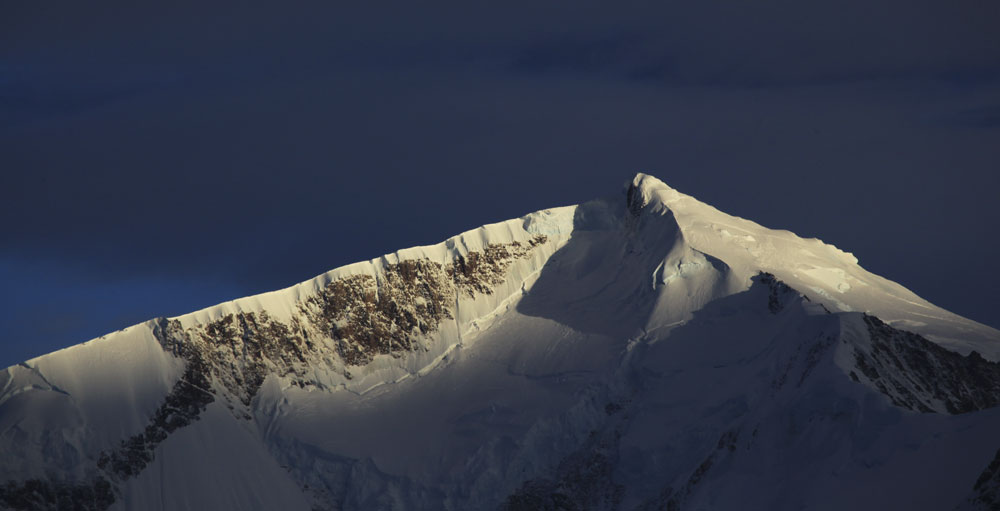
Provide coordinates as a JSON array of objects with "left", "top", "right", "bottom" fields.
[{"left": 2, "top": 173, "right": 999, "bottom": 511}]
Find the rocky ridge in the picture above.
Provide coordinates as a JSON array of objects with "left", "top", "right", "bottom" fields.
[
  {"left": 0, "top": 236, "right": 547, "bottom": 511},
  {"left": 849, "top": 314, "right": 1000, "bottom": 414}
]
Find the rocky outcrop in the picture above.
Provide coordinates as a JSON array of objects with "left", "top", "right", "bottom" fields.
[
  {"left": 178, "top": 311, "right": 313, "bottom": 407},
  {"left": 503, "top": 432, "right": 624, "bottom": 511},
  {"left": 168, "top": 236, "right": 548, "bottom": 400},
  {"left": 756, "top": 272, "right": 801, "bottom": 314},
  {"left": 635, "top": 429, "right": 741, "bottom": 511},
  {"left": 850, "top": 315, "right": 1000, "bottom": 414},
  {"left": 0, "top": 238, "right": 548, "bottom": 510},
  {"left": 97, "top": 331, "right": 215, "bottom": 481},
  {"left": 771, "top": 332, "right": 837, "bottom": 392},
  {"left": 447, "top": 238, "right": 545, "bottom": 297},
  {"left": 305, "top": 236, "right": 546, "bottom": 365},
  {"left": 303, "top": 259, "right": 454, "bottom": 366},
  {"left": 961, "top": 448, "right": 1000, "bottom": 510},
  {"left": 626, "top": 181, "right": 648, "bottom": 218},
  {"left": 0, "top": 477, "right": 115, "bottom": 511}
]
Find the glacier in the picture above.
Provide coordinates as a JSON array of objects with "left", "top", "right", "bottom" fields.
[{"left": 1, "top": 173, "right": 998, "bottom": 510}]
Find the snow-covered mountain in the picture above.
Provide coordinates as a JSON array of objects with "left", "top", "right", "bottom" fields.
[{"left": 2, "top": 173, "right": 999, "bottom": 510}]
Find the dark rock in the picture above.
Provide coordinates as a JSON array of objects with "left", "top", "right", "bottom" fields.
[
  {"left": 756, "top": 272, "right": 797, "bottom": 314},
  {"left": 851, "top": 315, "right": 1000, "bottom": 414},
  {"left": 963, "top": 448, "right": 1000, "bottom": 510},
  {"left": 0, "top": 476, "right": 115, "bottom": 511}
]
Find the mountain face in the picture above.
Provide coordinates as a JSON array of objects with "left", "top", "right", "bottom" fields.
[{"left": 2, "top": 173, "right": 999, "bottom": 511}]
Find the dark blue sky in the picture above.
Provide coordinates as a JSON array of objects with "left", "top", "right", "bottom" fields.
[{"left": 2, "top": 1, "right": 998, "bottom": 368}]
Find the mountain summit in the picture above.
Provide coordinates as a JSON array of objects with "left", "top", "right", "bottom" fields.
[{"left": 2, "top": 173, "right": 999, "bottom": 510}]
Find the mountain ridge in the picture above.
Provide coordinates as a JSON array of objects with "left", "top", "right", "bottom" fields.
[
  {"left": 2, "top": 173, "right": 999, "bottom": 510},
  {"left": 12, "top": 173, "right": 996, "bottom": 371}
]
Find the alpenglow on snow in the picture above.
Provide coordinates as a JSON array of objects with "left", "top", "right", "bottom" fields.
[{"left": 2, "top": 174, "right": 999, "bottom": 511}]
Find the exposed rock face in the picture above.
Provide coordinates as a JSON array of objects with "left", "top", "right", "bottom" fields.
[
  {"left": 503, "top": 429, "right": 625, "bottom": 511},
  {"left": 626, "top": 181, "right": 647, "bottom": 218},
  {"left": 756, "top": 272, "right": 800, "bottom": 314},
  {"left": 850, "top": 315, "right": 1000, "bottom": 414},
  {"left": 963, "top": 448, "right": 1000, "bottom": 511},
  {"left": 632, "top": 429, "right": 742, "bottom": 511},
  {"left": 0, "top": 238, "right": 548, "bottom": 510},
  {"left": 503, "top": 451, "right": 622, "bottom": 511},
  {"left": 772, "top": 332, "right": 837, "bottom": 392},
  {"left": 0, "top": 321, "right": 215, "bottom": 511},
  {"left": 0, "top": 477, "right": 114, "bottom": 511},
  {"left": 98, "top": 324, "right": 215, "bottom": 481},
  {"left": 169, "top": 236, "right": 547, "bottom": 400},
  {"left": 304, "top": 237, "right": 547, "bottom": 365},
  {"left": 180, "top": 311, "right": 314, "bottom": 406},
  {"left": 751, "top": 275, "right": 1000, "bottom": 416},
  {"left": 448, "top": 238, "right": 545, "bottom": 297},
  {"left": 9, "top": 174, "right": 1000, "bottom": 511},
  {"left": 303, "top": 260, "right": 454, "bottom": 366}
]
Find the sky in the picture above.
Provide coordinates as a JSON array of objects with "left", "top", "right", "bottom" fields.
[{"left": 1, "top": 1, "right": 998, "bottom": 368}]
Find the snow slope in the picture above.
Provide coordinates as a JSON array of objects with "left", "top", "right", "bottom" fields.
[{"left": 1, "top": 173, "right": 998, "bottom": 511}]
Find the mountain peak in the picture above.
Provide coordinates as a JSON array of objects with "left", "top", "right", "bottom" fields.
[
  {"left": 629, "top": 171, "right": 672, "bottom": 191},
  {"left": 2, "top": 172, "right": 1000, "bottom": 511},
  {"left": 625, "top": 172, "right": 682, "bottom": 214}
]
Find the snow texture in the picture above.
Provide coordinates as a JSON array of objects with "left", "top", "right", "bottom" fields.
[{"left": 1, "top": 173, "right": 999, "bottom": 510}]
